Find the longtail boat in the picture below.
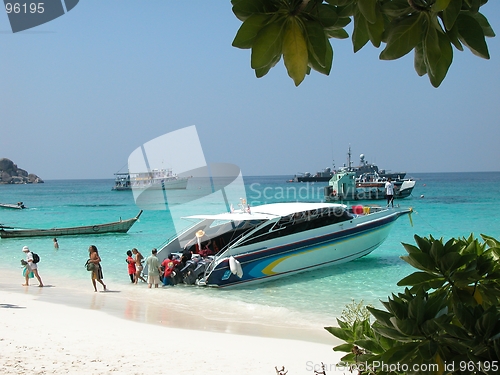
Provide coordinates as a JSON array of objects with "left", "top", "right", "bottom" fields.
[{"left": 0, "top": 210, "right": 143, "bottom": 238}]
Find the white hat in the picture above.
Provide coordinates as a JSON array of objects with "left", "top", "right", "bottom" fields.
[
  {"left": 195, "top": 230, "right": 205, "bottom": 238},
  {"left": 22, "top": 246, "right": 30, "bottom": 252}
]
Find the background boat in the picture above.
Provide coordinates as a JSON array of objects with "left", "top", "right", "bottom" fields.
[
  {"left": 112, "top": 169, "right": 189, "bottom": 191},
  {"left": 291, "top": 147, "right": 406, "bottom": 182},
  {"left": 0, "top": 202, "right": 26, "bottom": 209},
  {"left": 0, "top": 210, "right": 142, "bottom": 238}
]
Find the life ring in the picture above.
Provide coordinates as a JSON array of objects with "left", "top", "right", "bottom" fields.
[
  {"left": 330, "top": 189, "right": 337, "bottom": 197},
  {"left": 92, "top": 225, "right": 100, "bottom": 232}
]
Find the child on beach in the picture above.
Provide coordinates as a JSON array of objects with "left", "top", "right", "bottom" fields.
[{"left": 126, "top": 250, "right": 136, "bottom": 283}]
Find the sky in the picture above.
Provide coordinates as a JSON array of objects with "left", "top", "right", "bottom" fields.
[{"left": 1, "top": 1, "right": 499, "bottom": 180}]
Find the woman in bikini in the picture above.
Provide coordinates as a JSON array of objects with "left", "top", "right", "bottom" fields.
[{"left": 88, "top": 245, "right": 106, "bottom": 292}]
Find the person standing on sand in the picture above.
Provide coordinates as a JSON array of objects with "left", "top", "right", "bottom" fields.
[
  {"left": 21, "top": 246, "right": 43, "bottom": 287},
  {"left": 88, "top": 245, "right": 106, "bottom": 292},
  {"left": 132, "top": 248, "right": 147, "bottom": 284},
  {"left": 145, "top": 248, "right": 161, "bottom": 288},
  {"left": 126, "top": 250, "right": 136, "bottom": 283}
]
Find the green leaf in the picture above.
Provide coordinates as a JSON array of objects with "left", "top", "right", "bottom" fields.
[
  {"left": 325, "top": 326, "right": 353, "bottom": 341},
  {"left": 372, "top": 326, "right": 414, "bottom": 342},
  {"left": 251, "top": 20, "right": 285, "bottom": 70},
  {"left": 414, "top": 234, "right": 433, "bottom": 254},
  {"left": 443, "top": 0, "right": 463, "bottom": 30},
  {"left": 333, "top": 343, "right": 356, "bottom": 352},
  {"left": 366, "top": 6, "right": 384, "bottom": 47},
  {"left": 380, "top": 13, "right": 424, "bottom": 60},
  {"left": 233, "top": 14, "right": 271, "bottom": 49},
  {"left": 358, "top": 0, "right": 377, "bottom": 24},
  {"left": 254, "top": 54, "right": 281, "bottom": 78},
  {"left": 367, "top": 307, "right": 394, "bottom": 328},
  {"left": 397, "top": 271, "right": 443, "bottom": 287},
  {"left": 457, "top": 13, "right": 490, "bottom": 59},
  {"left": 352, "top": 10, "right": 369, "bottom": 52},
  {"left": 327, "top": 16, "right": 351, "bottom": 31},
  {"left": 308, "top": 37, "right": 333, "bottom": 75},
  {"left": 326, "top": 28, "right": 349, "bottom": 39},
  {"left": 304, "top": 20, "right": 328, "bottom": 68},
  {"left": 355, "top": 339, "right": 384, "bottom": 354},
  {"left": 414, "top": 43, "right": 427, "bottom": 76},
  {"left": 317, "top": 4, "right": 339, "bottom": 29},
  {"left": 401, "top": 252, "right": 436, "bottom": 272},
  {"left": 426, "top": 27, "right": 453, "bottom": 88},
  {"left": 430, "top": 240, "right": 445, "bottom": 262},
  {"left": 381, "top": 0, "right": 412, "bottom": 18},
  {"left": 231, "top": 0, "right": 273, "bottom": 22},
  {"left": 439, "top": 252, "right": 463, "bottom": 273},
  {"left": 432, "top": 0, "right": 452, "bottom": 12},
  {"left": 408, "top": 296, "right": 425, "bottom": 324},
  {"left": 390, "top": 317, "right": 418, "bottom": 336},
  {"left": 402, "top": 242, "right": 422, "bottom": 255},
  {"left": 282, "top": 17, "right": 309, "bottom": 86},
  {"left": 446, "top": 23, "right": 464, "bottom": 50},
  {"left": 472, "top": 12, "right": 496, "bottom": 37}
]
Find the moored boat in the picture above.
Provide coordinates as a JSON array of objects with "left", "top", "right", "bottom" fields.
[
  {"left": 324, "top": 171, "right": 415, "bottom": 202},
  {"left": 155, "top": 201, "right": 411, "bottom": 287},
  {"left": 0, "top": 202, "right": 26, "bottom": 209},
  {"left": 112, "top": 169, "right": 189, "bottom": 191},
  {"left": 0, "top": 210, "right": 143, "bottom": 238},
  {"left": 291, "top": 147, "right": 406, "bottom": 182}
]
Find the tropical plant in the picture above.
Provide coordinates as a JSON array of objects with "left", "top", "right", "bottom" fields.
[
  {"left": 325, "top": 234, "right": 500, "bottom": 375},
  {"left": 231, "top": 0, "right": 495, "bottom": 87}
]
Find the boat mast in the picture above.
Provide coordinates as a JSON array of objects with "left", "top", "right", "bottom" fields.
[{"left": 347, "top": 146, "right": 353, "bottom": 169}]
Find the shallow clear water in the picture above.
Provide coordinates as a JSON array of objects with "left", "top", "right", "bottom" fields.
[{"left": 2, "top": 172, "right": 499, "bottom": 328}]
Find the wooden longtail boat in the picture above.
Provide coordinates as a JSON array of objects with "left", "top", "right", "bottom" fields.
[{"left": 0, "top": 210, "right": 143, "bottom": 238}]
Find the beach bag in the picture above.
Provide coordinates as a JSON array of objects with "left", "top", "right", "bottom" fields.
[
  {"left": 32, "top": 252, "right": 40, "bottom": 264},
  {"left": 85, "top": 260, "right": 95, "bottom": 271}
]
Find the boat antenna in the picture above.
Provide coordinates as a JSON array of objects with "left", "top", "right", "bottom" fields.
[{"left": 347, "top": 145, "right": 353, "bottom": 169}]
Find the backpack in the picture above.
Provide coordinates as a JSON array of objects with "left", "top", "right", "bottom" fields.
[{"left": 32, "top": 252, "right": 40, "bottom": 264}]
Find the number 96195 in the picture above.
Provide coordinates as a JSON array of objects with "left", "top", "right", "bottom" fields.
[{"left": 5, "top": 2, "right": 45, "bottom": 14}]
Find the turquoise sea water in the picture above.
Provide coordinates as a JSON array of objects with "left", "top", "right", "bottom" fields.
[{"left": 1, "top": 172, "right": 500, "bottom": 330}]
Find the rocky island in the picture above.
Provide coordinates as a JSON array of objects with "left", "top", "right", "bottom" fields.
[{"left": 0, "top": 158, "right": 44, "bottom": 184}]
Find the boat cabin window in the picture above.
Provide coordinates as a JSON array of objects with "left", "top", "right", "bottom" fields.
[{"left": 240, "top": 208, "right": 353, "bottom": 246}]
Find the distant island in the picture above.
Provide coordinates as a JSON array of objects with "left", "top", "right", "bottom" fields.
[{"left": 0, "top": 158, "right": 44, "bottom": 184}]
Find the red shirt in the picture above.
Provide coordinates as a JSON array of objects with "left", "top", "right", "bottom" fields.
[
  {"left": 127, "top": 256, "right": 136, "bottom": 274},
  {"left": 161, "top": 258, "right": 179, "bottom": 277}
]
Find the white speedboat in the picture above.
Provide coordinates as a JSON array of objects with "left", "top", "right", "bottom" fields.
[{"left": 156, "top": 201, "right": 411, "bottom": 287}]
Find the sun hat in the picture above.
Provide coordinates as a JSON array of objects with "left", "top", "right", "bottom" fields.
[
  {"left": 195, "top": 230, "right": 205, "bottom": 238},
  {"left": 22, "top": 246, "right": 30, "bottom": 252}
]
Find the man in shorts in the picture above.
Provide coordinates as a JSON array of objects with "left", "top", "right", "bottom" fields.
[
  {"left": 145, "top": 248, "right": 161, "bottom": 288},
  {"left": 132, "top": 248, "right": 147, "bottom": 284},
  {"left": 22, "top": 246, "right": 43, "bottom": 287}
]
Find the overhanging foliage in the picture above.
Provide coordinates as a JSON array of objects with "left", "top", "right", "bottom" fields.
[{"left": 231, "top": 0, "right": 495, "bottom": 87}]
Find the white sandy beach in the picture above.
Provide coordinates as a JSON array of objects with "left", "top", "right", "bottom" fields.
[{"left": 0, "top": 268, "right": 347, "bottom": 375}]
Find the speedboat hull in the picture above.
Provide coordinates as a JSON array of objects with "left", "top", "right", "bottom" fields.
[
  {"left": 204, "top": 208, "right": 406, "bottom": 287},
  {"left": 157, "top": 203, "right": 411, "bottom": 288}
]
